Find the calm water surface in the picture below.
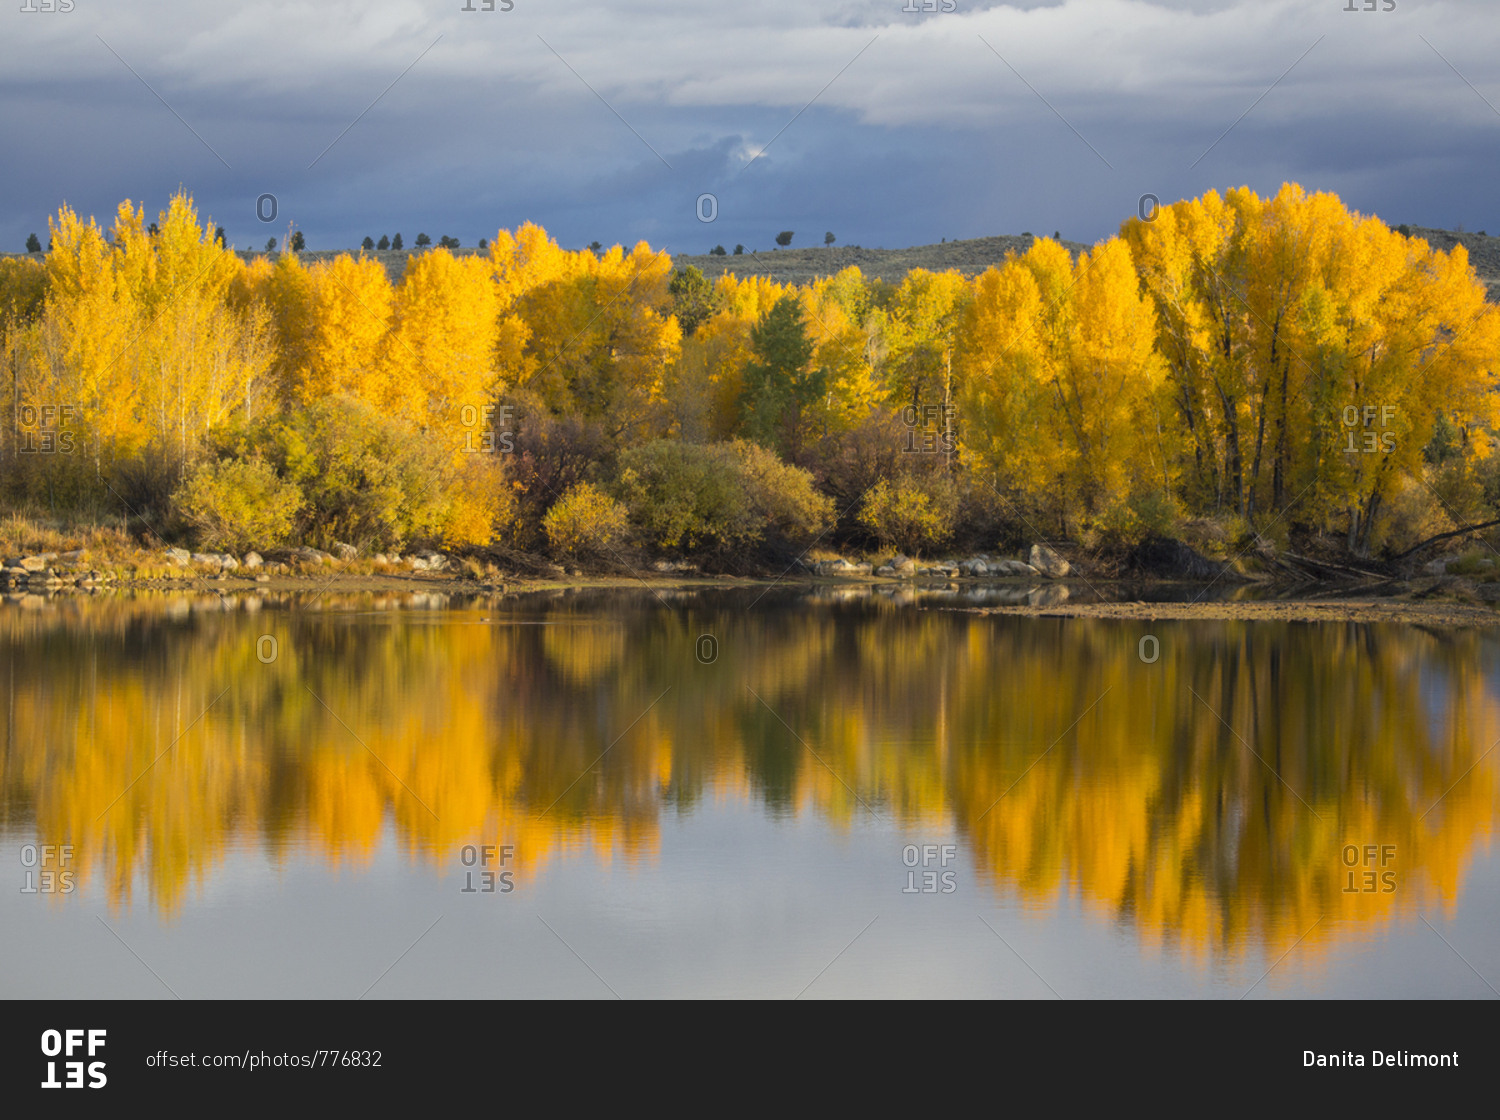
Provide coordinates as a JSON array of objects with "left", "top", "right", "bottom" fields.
[{"left": 3, "top": 586, "right": 1497, "bottom": 998}]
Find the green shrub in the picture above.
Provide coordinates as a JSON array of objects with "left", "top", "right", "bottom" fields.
[
  {"left": 544, "top": 483, "right": 630, "bottom": 558},
  {"left": 231, "top": 397, "right": 488, "bottom": 550},
  {"left": 615, "top": 439, "right": 831, "bottom": 554},
  {"left": 172, "top": 457, "right": 302, "bottom": 551},
  {"left": 859, "top": 474, "right": 957, "bottom": 555},
  {"left": 731, "top": 438, "right": 834, "bottom": 547}
]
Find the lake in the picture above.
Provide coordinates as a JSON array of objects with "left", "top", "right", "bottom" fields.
[{"left": 3, "top": 585, "right": 1497, "bottom": 998}]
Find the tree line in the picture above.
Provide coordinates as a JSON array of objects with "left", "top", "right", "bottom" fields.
[{"left": 1, "top": 184, "right": 1496, "bottom": 561}]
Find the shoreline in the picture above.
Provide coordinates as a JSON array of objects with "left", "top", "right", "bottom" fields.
[{"left": 4, "top": 564, "right": 1499, "bottom": 627}]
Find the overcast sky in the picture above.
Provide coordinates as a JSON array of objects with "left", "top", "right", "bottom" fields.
[{"left": 3, "top": 0, "right": 1499, "bottom": 255}]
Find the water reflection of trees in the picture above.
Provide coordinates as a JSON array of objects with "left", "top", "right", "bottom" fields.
[{"left": 3, "top": 590, "right": 1495, "bottom": 956}]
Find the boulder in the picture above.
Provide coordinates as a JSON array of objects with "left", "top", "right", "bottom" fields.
[
  {"left": 191, "top": 552, "right": 222, "bottom": 569},
  {"left": 1424, "top": 554, "right": 1461, "bottom": 576},
  {"left": 1028, "top": 544, "right": 1071, "bottom": 578},
  {"left": 332, "top": 541, "right": 358, "bottom": 561},
  {"left": 164, "top": 547, "right": 191, "bottom": 566},
  {"left": 990, "top": 559, "right": 1039, "bottom": 577},
  {"left": 242, "top": 551, "right": 263, "bottom": 570},
  {"left": 875, "top": 565, "right": 896, "bottom": 577},
  {"left": 19, "top": 556, "right": 51, "bottom": 572}
]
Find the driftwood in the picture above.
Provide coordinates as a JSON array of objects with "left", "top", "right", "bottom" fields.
[
  {"left": 1278, "top": 552, "right": 1390, "bottom": 581},
  {"left": 1390, "top": 518, "right": 1500, "bottom": 561}
]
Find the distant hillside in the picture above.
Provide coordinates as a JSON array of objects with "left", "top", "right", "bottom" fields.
[
  {"left": 668, "top": 233, "right": 1092, "bottom": 286},
  {"left": 1405, "top": 227, "right": 1500, "bottom": 301},
  {"left": 10, "top": 225, "right": 1500, "bottom": 297},
  {"left": 240, "top": 227, "right": 1500, "bottom": 297}
]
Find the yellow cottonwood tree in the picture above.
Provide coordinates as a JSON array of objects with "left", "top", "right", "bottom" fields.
[{"left": 384, "top": 248, "right": 501, "bottom": 439}]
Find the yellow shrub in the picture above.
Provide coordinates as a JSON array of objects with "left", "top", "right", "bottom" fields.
[{"left": 543, "top": 482, "right": 630, "bottom": 558}]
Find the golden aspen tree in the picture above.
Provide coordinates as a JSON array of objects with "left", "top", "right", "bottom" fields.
[
  {"left": 128, "top": 193, "right": 261, "bottom": 475},
  {"left": 956, "top": 256, "right": 1063, "bottom": 509},
  {"left": 299, "top": 254, "right": 394, "bottom": 405},
  {"left": 31, "top": 203, "right": 144, "bottom": 495},
  {"left": 514, "top": 240, "right": 679, "bottom": 441},
  {"left": 662, "top": 276, "right": 785, "bottom": 441},
  {"left": 1051, "top": 237, "right": 1171, "bottom": 522},
  {"left": 881, "top": 268, "right": 973, "bottom": 466},
  {"left": 801, "top": 268, "right": 882, "bottom": 438},
  {"left": 384, "top": 248, "right": 501, "bottom": 438}
]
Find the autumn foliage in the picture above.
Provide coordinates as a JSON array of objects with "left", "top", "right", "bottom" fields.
[{"left": 2, "top": 184, "right": 1498, "bottom": 559}]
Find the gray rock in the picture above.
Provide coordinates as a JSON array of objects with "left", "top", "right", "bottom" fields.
[
  {"left": 875, "top": 565, "right": 896, "bottom": 577},
  {"left": 989, "top": 559, "right": 1039, "bottom": 577},
  {"left": 191, "top": 552, "right": 222, "bottom": 569},
  {"left": 332, "top": 541, "right": 358, "bottom": 561},
  {"left": 1028, "top": 544, "right": 1071, "bottom": 578},
  {"left": 19, "top": 556, "right": 50, "bottom": 572},
  {"left": 164, "top": 547, "right": 191, "bottom": 566},
  {"left": 242, "top": 551, "right": 263, "bottom": 569},
  {"left": 1424, "top": 554, "right": 1461, "bottom": 576}
]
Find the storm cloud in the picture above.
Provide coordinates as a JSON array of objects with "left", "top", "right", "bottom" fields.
[{"left": 2, "top": 0, "right": 1497, "bottom": 253}]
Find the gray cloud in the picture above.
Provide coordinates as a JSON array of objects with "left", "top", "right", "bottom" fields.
[{"left": 2, "top": 1, "right": 1497, "bottom": 253}]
